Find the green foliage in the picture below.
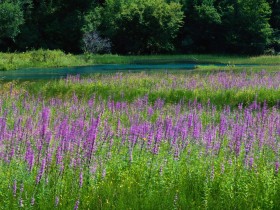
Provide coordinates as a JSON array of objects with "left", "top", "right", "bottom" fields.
[
  {"left": 0, "top": 0, "right": 279, "bottom": 54},
  {"left": 221, "top": 0, "right": 273, "bottom": 54},
  {"left": 181, "top": 0, "right": 273, "bottom": 54},
  {"left": 0, "top": 50, "right": 84, "bottom": 71},
  {"left": 84, "top": 0, "right": 184, "bottom": 54},
  {"left": 195, "top": 3, "right": 221, "bottom": 24},
  {"left": 14, "top": 0, "right": 92, "bottom": 52},
  {"left": 268, "top": 0, "right": 280, "bottom": 52},
  {"left": 181, "top": 0, "right": 223, "bottom": 52},
  {"left": 0, "top": 0, "right": 24, "bottom": 39}
]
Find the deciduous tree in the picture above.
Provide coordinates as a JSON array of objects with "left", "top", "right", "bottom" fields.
[
  {"left": 84, "top": 0, "right": 184, "bottom": 54},
  {"left": 0, "top": 1, "right": 24, "bottom": 39}
]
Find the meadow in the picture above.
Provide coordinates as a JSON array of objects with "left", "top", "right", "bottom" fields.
[
  {"left": 10, "top": 71, "right": 280, "bottom": 107},
  {"left": 1, "top": 50, "right": 280, "bottom": 71},
  {"left": 1, "top": 70, "right": 280, "bottom": 209}
]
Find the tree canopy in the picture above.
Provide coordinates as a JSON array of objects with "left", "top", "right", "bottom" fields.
[
  {"left": 84, "top": 0, "right": 184, "bottom": 54},
  {"left": 0, "top": 0, "right": 279, "bottom": 54},
  {"left": 0, "top": 1, "right": 24, "bottom": 40}
]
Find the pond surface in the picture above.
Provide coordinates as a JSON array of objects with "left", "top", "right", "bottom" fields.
[{"left": 0, "top": 63, "right": 259, "bottom": 80}]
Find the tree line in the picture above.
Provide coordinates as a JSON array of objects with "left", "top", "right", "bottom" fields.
[{"left": 0, "top": 0, "right": 279, "bottom": 55}]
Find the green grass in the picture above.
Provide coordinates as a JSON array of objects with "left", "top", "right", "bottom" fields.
[
  {"left": 1, "top": 49, "right": 280, "bottom": 71},
  {"left": 84, "top": 54, "right": 280, "bottom": 65},
  {"left": 3, "top": 145, "right": 280, "bottom": 209},
  {"left": 3, "top": 71, "right": 280, "bottom": 108},
  {"left": 0, "top": 49, "right": 85, "bottom": 71},
  {"left": 196, "top": 65, "right": 280, "bottom": 72}
]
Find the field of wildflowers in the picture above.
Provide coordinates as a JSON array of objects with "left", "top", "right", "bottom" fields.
[
  {"left": 1, "top": 71, "right": 280, "bottom": 209},
  {"left": 18, "top": 71, "right": 280, "bottom": 107}
]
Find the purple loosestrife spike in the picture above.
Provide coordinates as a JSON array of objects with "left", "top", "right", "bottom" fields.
[
  {"left": 181, "top": 126, "right": 188, "bottom": 146},
  {"left": 86, "top": 116, "right": 100, "bottom": 164},
  {"left": 116, "top": 119, "right": 121, "bottom": 137},
  {"left": 249, "top": 157, "right": 254, "bottom": 169},
  {"left": 221, "top": 164, "right": 225, "bottom": 174},
  {"left": 13, "top": 180, "right": 17, "bottom": 197},
  {"left": 45, "top": 131, "right": 52, "bottom": 146},
  {"left": 55, "top": 196, "right": 59, "bottom": 207},
  {"left": 159, "top": 166, "right": 163, "bottom": 176},
  {"left": 164, "top": 117, "right": 172, "bottom": 138},
  {"left": 219, "top": 114, "right": 227, "bottom": 137},
  {"left": 56, "top": 146, "right": 63, "bottom": 166},
  {"left": 205, "top": 127, "right": 213, "bottom": 152},
  {"left": 9, "top": 147, "right": 15, "bottom": 162},
  {"left": 36, "top": 158, "right": 46, "bottom": 184},
  {"left": 121, "top": 128, "right": 127, "bottom": 146},
  {"left": 90, "top": 163, "right": 97, "bottom": 175},
  {"left": 74, "top": 200, "right": 80, "bottom": 210},
  {"left": 147, "top": 130, "right": 153, "bottom": 149},
  {"left": 20, "top": 183, "right": 24, "bottom": 193},
  {"left": 258, "top": 127, "right": 265, "bottom": 149},
  {"left": 19, "top": 198, "right": 23, "bottom": 208},
  {"left": 276, "top": 162, "right": 279, "bottom": 174},
  {"left": 41, "top": 107, "right": 50, "bottom": 138},
  {"left": 211, "top": 166, "right": 215, "bottom": 180},
  {"left": 25, "top": 147, "right": 34, "bottom": 171},
  {"left": 129, "top": 146, "right": 133, "bottom": 163},
  {"left": 174, "top": 146, "right": 179, "bottom": 160},
  {"left": 148, "top": 107, "right": 154, "bottom": 116},
  {"left": 228, "top": 158, "right": 232, "bottom": 166},
  {"left": 79, "top": 171, "right": 83, "bottom": 188},
  {"left": 238, "top": 103, "right": 243, "bottom": 111},
  {"left": 31, "top": 197, "right": 35, "bottom": 206},
  {"left": 60, "top": 165, "right": 65, "bottom": 174},
  {"left": 46, "top": 148, "right": 53, "bottom": 166},
  {"left": 213, "top": 141, "right": 221, "bottom": 154},
  {"left": 152, "top": 143, "right": 159, "bottom": 155},
  {"left": 102, "top": 168, "right": 106, "bottom": 179},
  {"left": 175, "top": 104, "right": 181, "bottom": 116},
  {"left": 171, "top": 126, "right": 179, "bottom": 146},
  {"left": 187, "top": 113, "right": 193, "bottom": 128}
]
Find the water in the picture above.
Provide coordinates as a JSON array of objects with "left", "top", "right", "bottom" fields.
[{"left": 0, "top": 63, "right": 259, "bottom": 80}]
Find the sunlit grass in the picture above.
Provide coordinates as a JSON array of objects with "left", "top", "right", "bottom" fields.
[
  {"left": 4, "top": 71, "right": 279, "bottom": 108},
  {"left": 1, "top": 50, "right": 280, "bottom": 71}
]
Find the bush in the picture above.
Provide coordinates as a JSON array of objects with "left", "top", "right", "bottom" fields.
[{"left": 82, "top": 31, "right": 111, "bottom": 54}]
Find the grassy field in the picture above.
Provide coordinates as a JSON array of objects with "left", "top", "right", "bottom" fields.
[
  {"left": 196, "top": 65, "right": 280, "bottom": 72},
  {"left": 1, "top": 71, "right": 280, "bottom": 209},
  {"left": 4, "top": 71, "right": 280, "bottom": 108},
  {"left": 1, "top": 49, "right": 280, "bottom": 71}
]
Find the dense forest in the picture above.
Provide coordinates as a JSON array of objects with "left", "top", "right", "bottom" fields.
[{"left": 0, "top": 0, "right": 279, "bottom": 55}]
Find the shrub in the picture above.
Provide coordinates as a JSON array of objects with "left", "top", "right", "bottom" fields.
[{"left": 82, "top": 31, "right": 111, "bottom": 54}]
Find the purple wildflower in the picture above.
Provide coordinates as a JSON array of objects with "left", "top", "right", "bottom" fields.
[
  {"left": 74, "top": 200, "right": 80, "bottom": 210},
  {"left": 13, "top": 180, "right": 17, "bottom": 197},
  {"left": 249, "top": 157, "right": 254, "bottom": 169},
  {"left": 31, "top": 197, "right": 35, "bottom": 206},
  {"left": 55, "top": 196, "right": 59, "bottom": 207},
  {"left": 276, "top": 161, "right": 279, "bottom": 174},
  {"left": 36, "top": 158, "right": 46, "bottom": 184},
  {"left": 79, "top": 171, "right": 83, "bottom": 188}
]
